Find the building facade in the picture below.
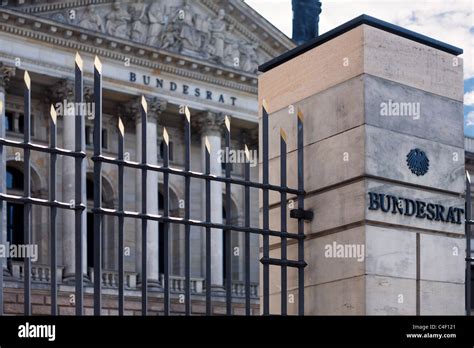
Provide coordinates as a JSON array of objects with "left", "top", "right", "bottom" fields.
[{"left": 0, "top": 0, "right": 295, "bottom": 314}]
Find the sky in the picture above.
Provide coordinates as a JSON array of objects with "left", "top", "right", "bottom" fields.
[{"left": 244, "top": 0, "right": 474, "bottom": 137}]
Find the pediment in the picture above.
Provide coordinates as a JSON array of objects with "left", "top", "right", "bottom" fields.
[{"left": 22, "top": 0, "right": 288, "bottom": 74}]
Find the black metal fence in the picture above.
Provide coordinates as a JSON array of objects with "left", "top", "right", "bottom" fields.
[
  {"left": 465, "top": 172, "right": 473, "bottom": 316},
  {"left": 0, "top": 53, "right": 308, "bottom": 316}
]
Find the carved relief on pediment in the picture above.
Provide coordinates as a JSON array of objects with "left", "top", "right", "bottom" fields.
[{"left": 44, "top": 0, "right": 264, "bottom": 73}]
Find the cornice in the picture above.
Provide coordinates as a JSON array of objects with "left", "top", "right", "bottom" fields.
[
  {"left": 21, "top": 0, "right": 110, "bottom": 13},
  {"left": 0, "top": 8, "right": 258, "bottom": 94}
]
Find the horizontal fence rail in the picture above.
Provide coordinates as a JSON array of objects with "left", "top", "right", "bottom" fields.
[{"left": 0, "top": 52, "right": 307, "bottom": 316}]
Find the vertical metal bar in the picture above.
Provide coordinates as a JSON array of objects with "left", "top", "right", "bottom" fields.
[
  {"left": 297, "top": 108, "right": 305, "bottom": 316},
  {"left": 184, "top": 107, "right": 191, "bottom": 315},
  {"left": 140, "top": 96, "right": 148, "bottom": 316},
  {"left": 118, "top": 117, "right": 125, "bottom": 316},
  {"left": 262, "top": 101, "right": 270, "bottom": 315},
  {"left": 205, "top": 137, "right": 211, "bottom": 315},
  {"left": 163, "top": 128, "right": 170, "bottom": 316},
  {"left": 224, "top": 116, "right": 232, "bottom": 315},
  {"left": 50, "top": 105, "right": 58, "bottom": 315},
  {"left": 466, "top": 172, "right": 471, "bottom": 316},
  {"left": 74, "top": 53, "right": 84, "bottom": 316},
  {"left": 0, "top": 89, "right": 4, "bottom": 316},
  {"left": 23, "top": 71, "right": 31, "bottom": 316},
  {"left": 244, "top": 146, "right": 251, "bottom": 316},
  {"left": 280, "top": 128, "right": 287, "bottom": 315},
  {"left": 93, "top": 56, "right": 103, "bottom": 316},
  {"left": 416, "top": 233, "right": 420, "bottom": 315}
]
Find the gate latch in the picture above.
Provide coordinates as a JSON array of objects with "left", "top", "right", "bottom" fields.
[{"left": 290, "top": 209, "right": 313, "bottom": 221}]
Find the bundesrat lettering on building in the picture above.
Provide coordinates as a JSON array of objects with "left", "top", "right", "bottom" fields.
[{"left": 368, "top": 192, "right": 464, "bottom": 225}]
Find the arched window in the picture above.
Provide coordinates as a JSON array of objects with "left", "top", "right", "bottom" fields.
[
  {"left": 6, "top": 166, "right": 23, "bottom": 190},
  {"left": 4, "top": 111, "right": 13, "bottom": 132},
  {"left": 157, "top": 186, "right": 182, "bottom": 277},
  {"left": 86, "top": 176, "right": 112, "bottom": 270},
  {"left": 6, "top": 166, "right": 24, "bottom": 258}
]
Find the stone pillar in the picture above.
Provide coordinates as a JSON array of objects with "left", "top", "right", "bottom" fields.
[
  {"left": 0, "top": 64, "right": 15, "bottom": 274},
  {"left": 193, "top": 111, "right": 225, "bottom": 289},
  {"left": 50, "top": 79, "right": 87, "bottom": 279},
  {"left": 258, "top": 17, "right": 465, "bottom": 315},
  {"left": 132, "top": 96, "right": 166, "bottom": 286}
]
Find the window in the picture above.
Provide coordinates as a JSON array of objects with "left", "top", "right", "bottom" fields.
[
  {"left": 6, "top": 170, "right": 13, "bottom": 189},
  {"left": 86, "top": 177, "right": 94, "bottom": 201},
  {"left": 18, "top": 114, "right": 24, "bottom": 134},
  {"left": 5, "top": 111, "right": 13, "bottom": 131},
  {"left": 17, "top": 113, "right": 34, "bottom": 136},
  {"left": 102, "top": 129, "right": 108, "bottom": 149},
  {"left": 85, "top": 126, "right": 92, "bottom": 147},
  {"left": 86, "top": 176, "right": 114, "bottom": 269},
  {"left": 85, "top": 127, "right": 108, "bottom": 149},
  {"left": 6, "top": 167, "right": 23, "bottom": 190},
  {"left": 7, "top": 203, "right": 24, "bottom": 256},
  {"left": 159, "top": 140, "right": 173, "bottom": 161},
  {"left": 6, "top": 167, "right": 24, "bottom": 259}
]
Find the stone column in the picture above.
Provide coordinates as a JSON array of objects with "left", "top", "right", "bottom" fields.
[
  {"left": 193, "top": 111, "right": 225, "bottom": 289},
  {"left": 49, "top": 79, "right": 87, "bottom": 279},
  {"left": 132, "top": 96, "right": 166, "bottom": 287},
  {"left": 258, "top": 19, "right": 464, "bottom": 314},
  {"left": 0, "top": 64, "right": 15, "bottom": 274}
]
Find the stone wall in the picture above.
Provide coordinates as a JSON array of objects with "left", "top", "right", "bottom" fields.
[
  {"left": 258, "top": 21, "right": 465, "bottom": 315},
  {"left": 2, "top": 282, "right": 259, "bottom": 316}
]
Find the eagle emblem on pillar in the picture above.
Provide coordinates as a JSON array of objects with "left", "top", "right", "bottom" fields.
[{"left": 406, "top": 148, "right": 429, "bottom": 176}]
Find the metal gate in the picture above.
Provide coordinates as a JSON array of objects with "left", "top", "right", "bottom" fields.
[
  {"left": 465, "top": 173, "right": 473, "bottom": 316},
  {"left": 0, "top": 53, "right": 307, "bottom": 316}
]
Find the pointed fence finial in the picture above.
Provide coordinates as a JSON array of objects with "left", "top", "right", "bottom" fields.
[
  {"left": 118, "top": 117, "right": 124, "bottom": 136},
  {"left": 50, "top": 104, "right": 57, "bottom": 125},
  {"left": 94, "top": 55, "right": 102, "bottom": 74},
  {"left": 24, "top": 70, "right": 31, "bottom": 90},
  {"left": 75, "top": 52, "right": 83, "bottom": 71},
  {"left": 185, "top": 106, "right": 191, "bottom": 122}
]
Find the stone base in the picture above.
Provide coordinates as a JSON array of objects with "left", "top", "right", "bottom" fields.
[
  {"left": 2, "top": 282, "right": 259, "bottom": 316},
  {"left": 262, "top": 225, "right": 465, "bottom": 315}
]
